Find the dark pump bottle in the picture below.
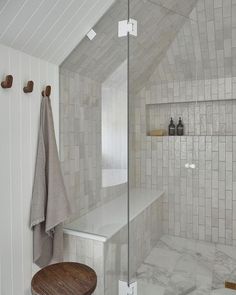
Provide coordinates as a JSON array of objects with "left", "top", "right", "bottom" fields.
[
  {"left": 177, "top": 117, "right": 184, "bottom": 136},
  {"left": 168, "top": 117, "right": 175, "bottom": 136}
]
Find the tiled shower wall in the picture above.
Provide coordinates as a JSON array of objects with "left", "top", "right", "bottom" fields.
[
  {"left": 60, "top": 68, "right": 103, "bottom": 218},
  {"left": 147, "top": 99, "right": 236, "bottom": 136},
  {"left": 131, "top": 77, "right": 236, "bottom": 246},
  {"left": 60, "top": 69, "right": 127, "bottom": 219}
]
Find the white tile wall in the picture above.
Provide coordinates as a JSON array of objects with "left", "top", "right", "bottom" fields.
[
  {"left": 147, "top": 99, "right": 236, "bottom": 136},
  {"left": 60, "top": 68, "right": 102, "bottom": 219},
  {"left": 60, "top": 68, "right": 127, "bottom": 221},
  {"left": 131, "top": 79, "right": 236, "bottom": 245},
  {"left": 64, "top": 194, "right": 163, "bottom": 295},
  {"left": 64, "top": 234, "right": 105, "bottom": 295},
  {"left": 105, "top": 195, "right": 163, "bottom": 295},
  {"left": 152, "top": 0, "right": 236, "bottom": 83},
  {"left": 129, "top": 0, "right": 236, "bottom": 246}
]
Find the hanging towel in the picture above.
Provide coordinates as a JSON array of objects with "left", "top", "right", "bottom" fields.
[{"left": 30, "top": 96, "right": 71, "bottom": 268}]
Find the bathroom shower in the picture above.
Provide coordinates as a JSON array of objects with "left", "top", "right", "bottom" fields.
[{"left": 59, "top": 0, "right": 236, "bottom": 294}]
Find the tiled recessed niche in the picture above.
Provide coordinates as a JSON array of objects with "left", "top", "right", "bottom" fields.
[{"left": 146, "top": 99, "right": 236, "bottom": 136}]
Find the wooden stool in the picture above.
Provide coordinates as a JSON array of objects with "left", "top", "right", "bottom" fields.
[{"left": 31, "top": 262, "right": 97, "bottom": 295}]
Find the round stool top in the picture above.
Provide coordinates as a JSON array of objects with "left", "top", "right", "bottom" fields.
[{"left": 31, "top": 262, "right": 97, "bottom": 295}]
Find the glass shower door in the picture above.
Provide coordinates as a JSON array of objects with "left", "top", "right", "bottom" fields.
[
  {"left": 60, "top": 1, "right": 129, "bottom": 295},
  {"left": 98, "top": 1, "right": 129, "bottom": 295},
  {"left": 127, "top": 0, "right": 215, "bottom": 294}
]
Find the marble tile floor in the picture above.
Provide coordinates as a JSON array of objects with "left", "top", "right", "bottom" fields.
[{"left": 134, "top": 235, "right": 236, "bottom": 295}]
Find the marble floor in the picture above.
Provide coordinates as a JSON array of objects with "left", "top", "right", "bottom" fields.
[{"left": 134, "top": 235, "right": 236, "bottom": 295}]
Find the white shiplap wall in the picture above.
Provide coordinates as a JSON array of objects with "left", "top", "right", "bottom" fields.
[{"left": 0, "top": 43, "right": 59, "bottom": 295}]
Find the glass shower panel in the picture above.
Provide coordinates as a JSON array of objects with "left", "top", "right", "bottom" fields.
[
  {"left": 127, "top": 0, "right": 228, "bottom": 294},
  {"left": 60, "top": 1, "right": 128, "bottom": 295}
]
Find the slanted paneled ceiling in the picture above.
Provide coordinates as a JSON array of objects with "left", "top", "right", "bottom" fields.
[{"left": 0, "top": 0, "right": 114, "bottom": 65}]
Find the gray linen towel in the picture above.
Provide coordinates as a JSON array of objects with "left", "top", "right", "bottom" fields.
[{"left": 30, "top": 96, "right": 71, "bottom": 268}]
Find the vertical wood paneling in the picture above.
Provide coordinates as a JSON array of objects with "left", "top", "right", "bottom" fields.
[
  {"left": 41, "top": 0, "right": 96, "bottom": 58},
  {"left": 0, "top": 0, "right": 25, "bottom": 37},
  {"left": 22, "top": 0, "right": 69, "bottom": 53},
  {"left": 11, "top": 0, "right": 57, "bottom": 49},
  {"left": 10, "top": 48, "right": 23, "bottom": 295},
  {"left": 21, "top": 52, "right": 32, "bottom": 295},
  {"left": 3, "top": 0, "right": 42, "bottom": 46},
  {"left": 0, "top": 43, "right": 59, "bottom": 295},
  {"left": 50, "top": 0, "right": 114, "bottom": 64},
  {"left": 0, "top": 43, "right": 13, "bottom": 295}
]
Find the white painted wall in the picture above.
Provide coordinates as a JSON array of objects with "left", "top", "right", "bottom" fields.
[{"left": 0, "top": 43, "right": 59, "bottom": 295}]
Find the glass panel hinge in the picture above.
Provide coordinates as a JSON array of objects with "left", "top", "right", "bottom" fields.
[
  {"left": 119, "top": 281, "right": 137, "bottom": 295},
  {"left": 118, "top": 19, "right": 137, "bottom": 37}
]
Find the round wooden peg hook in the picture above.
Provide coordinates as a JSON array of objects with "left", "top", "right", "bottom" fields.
[{"left": 42, "top": 85, "right": 51, "bottom": 97}]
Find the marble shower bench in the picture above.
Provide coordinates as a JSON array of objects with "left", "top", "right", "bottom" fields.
[{"left": 63, "top": 188, "right": 164, "bottom": 295}]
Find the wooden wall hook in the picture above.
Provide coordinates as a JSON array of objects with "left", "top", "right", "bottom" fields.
[
  {"left": 42, "top": 85, "right": 51, "bottom": 97},
  {"left": 23, "top": 80, "right": 34, "bottom": 93},
  {"left": 1, "top": 75, "right": 13, "bottom": 89}
]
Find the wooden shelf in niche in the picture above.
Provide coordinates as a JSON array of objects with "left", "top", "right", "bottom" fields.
[{"left": 146, "top": 99, "right": 236, "bottom": 137}]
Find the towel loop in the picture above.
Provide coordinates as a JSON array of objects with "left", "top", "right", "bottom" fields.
[
  {"left": 42, "top": 85, "right": 51, "bottom": 97},
  {"left": 23, "top": 80, "right": 34, "bottom": 93},
  {"left": 1, "top": 75, "right": 13, "bottom": 89}
]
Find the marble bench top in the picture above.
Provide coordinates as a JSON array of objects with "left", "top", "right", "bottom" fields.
[{"left": 64, "top": 188, "right": 164, "bottom": 242}]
